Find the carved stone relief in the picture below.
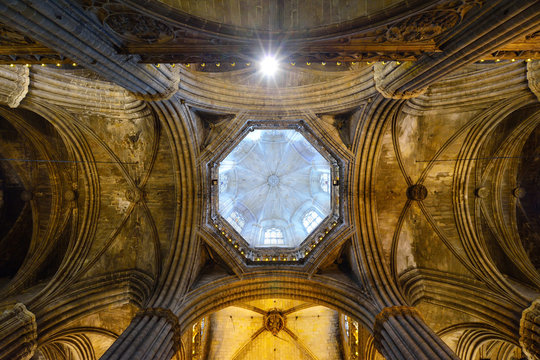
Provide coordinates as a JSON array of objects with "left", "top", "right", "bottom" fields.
[{"left": 104, "top": 13, "right": 174, "bottom": 44}]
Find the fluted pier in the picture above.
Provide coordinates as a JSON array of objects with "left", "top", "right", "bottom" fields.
[
  {"left": 373, "top": 306, "right": 459, "bottom": 360},
  {"left": 0, "top": 303, "right": 37, "bottom": 360},
  {"left": 520, "top": 298, "right": 540, "bottom": 360},
  {"left": 100, "top": 308, "right": 181, "bottom": 360},
  {"left": 0, "top": 65, "right": 29, "bottom": 108}
]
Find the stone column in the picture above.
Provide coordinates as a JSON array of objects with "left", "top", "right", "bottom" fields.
[
  {"left": 0, "top": 65, "right": 30, "bottom": 108},
  {"left": 520, "top": 298, "right": 539, "bottom": 360},
  {"left": 373, "top": 306, "right": 459, "bottom": 360},
  {"left": 100, "top": 307, "right": 182, "bottom": 360},
  {"left": 0, "top": 303, "right": 38, "bottom": 360},
  {"left": 527, "top": 60, "right": 540, "bottom": 102}
]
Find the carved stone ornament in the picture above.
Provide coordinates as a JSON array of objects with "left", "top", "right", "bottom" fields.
[
  {"left": 376, "top": 0, "right": 485, "bottom": 43},
  {"left": 407, "top": 184, "right": 428, "bottom": 201},
  {"left": 264, "top": 310, "right": 285, "bottom": 336},
  {"left": 104, "top": 13, "right": 174, "bottom": 44},
  {"left": 475, "top": 187, "right": 489, "bottom": 198},
  {"left": 386, "top": 10, "right": 459, "bottom": 42}
]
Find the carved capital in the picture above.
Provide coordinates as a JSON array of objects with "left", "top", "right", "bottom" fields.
[
  {"left": 527, "top": 60, "right": 540, "bottom": 102},
  {"left": 520, "top": 297, "right": 540, "bottom": 360},
  {"left": 373, "top": 62, "right": 428, "bottom": 99},
  {"left": 0, "top": 65, "right": 29, "bottom": 108}
]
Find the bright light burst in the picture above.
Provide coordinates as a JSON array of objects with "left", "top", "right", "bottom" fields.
[{"left": 259, "top": 55, "right": 279, "bottom": 77}]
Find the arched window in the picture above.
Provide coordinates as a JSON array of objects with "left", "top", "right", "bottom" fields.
[
  {"left": 227, "top": 211, "right": 245, "bottom": 233},
  {"left": 344, "top": 315, "right": 350, "bottom": 337},
  {"left": 263, "top": 228, "right": 284, "bottom": 245},
  {"left": 302, "top": 210, "right": 322, "bottom": 233},
  {"left": 320, "top": 172, "right": 330, "bottom": 193}
]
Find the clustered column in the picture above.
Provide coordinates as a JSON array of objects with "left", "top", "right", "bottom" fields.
[
  {"left": 520, "top": 298, "right": 540, "bottom": 360},
  {"left": 100, "top": 308, "right": 182, "bottom": 360},
  {"left": 0, "top": 303, "right": 37, "bottom": 360},
  {"left": 0, "top": 65, "right": 29, "bottom": 108},
  {"left": 373, "top": 306, "right": 459, "bottom": 360}
]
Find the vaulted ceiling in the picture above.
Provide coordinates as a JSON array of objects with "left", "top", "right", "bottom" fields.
[{"left": 0, "top": 1, "right": 539, "bottom": 360}]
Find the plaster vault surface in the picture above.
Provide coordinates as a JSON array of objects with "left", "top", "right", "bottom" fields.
[{"left": 218, "top": 129, "right": 331, "bottom": 248}]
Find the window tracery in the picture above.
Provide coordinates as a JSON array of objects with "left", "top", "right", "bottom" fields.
[
  {"left": 263, "top": 228, "right": 284, "bottom": 245},
  {"left": 302, "top": 210, "right": 322, "bottom": 233}
]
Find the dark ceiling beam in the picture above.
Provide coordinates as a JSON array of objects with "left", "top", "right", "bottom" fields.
[{"left": 0, "top": 0, "right": 179, "bottom": 100}]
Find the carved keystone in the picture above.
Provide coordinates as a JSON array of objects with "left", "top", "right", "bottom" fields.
[{"left": 406, "top": 184, "right": 428, "bottom": 201}]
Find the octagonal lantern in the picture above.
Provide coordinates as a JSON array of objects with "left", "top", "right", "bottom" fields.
[{"left": 209, "top": 122, "right": 341, "bottom": 263}]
